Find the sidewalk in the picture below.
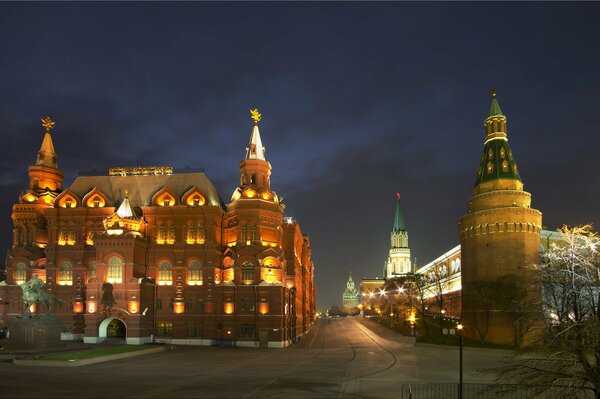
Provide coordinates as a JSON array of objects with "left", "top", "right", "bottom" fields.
[{"left": 353, "top": 316, "right": 416, "bottom": 346}]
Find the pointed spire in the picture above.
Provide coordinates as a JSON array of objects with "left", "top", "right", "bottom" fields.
[
  {"left": 346, "top": 273, "right": 355, "bottom": 290},
  {"left": 116, "top": 189, "right": 136, "bottom": 218},
  {"left": 474, "top": 92, "right": 521, "bottom": 188},
  {"left": 489, "top": 90, "right": 503, "bottom": 116},
  {"left": 36, "top": 117, "right": 58, "bottom": 168},
  {"left": 393, "top": 192, "right": 406, "bottom": 232},
  {"left": 246, "top": 109, "right": 266, "bottom": 161}
]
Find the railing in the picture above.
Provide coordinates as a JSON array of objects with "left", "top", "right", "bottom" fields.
[{"left": 399, "top": 383, "right": 595, "bottom": 399}]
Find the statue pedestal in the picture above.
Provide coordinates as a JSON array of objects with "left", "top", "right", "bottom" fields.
[{"left": 8, "top": 314, "right": 63, "bottom": 349}]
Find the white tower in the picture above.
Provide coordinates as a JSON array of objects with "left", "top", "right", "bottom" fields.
[{"left": 385, "top": 193, "right": 411, "bottom": 278}]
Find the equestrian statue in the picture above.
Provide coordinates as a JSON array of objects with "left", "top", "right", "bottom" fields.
[{"left": 19, "top": 274, "right": 56, "bottom": 314}]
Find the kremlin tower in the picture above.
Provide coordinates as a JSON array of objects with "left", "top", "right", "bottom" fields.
[
  {"left": 384, "top": 193, "right": 411, "bottom": 279},
  {"left": 459, "top": 92, "right": 542, "bottom": 345}
]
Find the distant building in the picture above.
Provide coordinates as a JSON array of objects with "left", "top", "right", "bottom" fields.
[
  {"left": 342, "top": 273, "right": 358, "bottom": 310},
  {"left": 0, "top": 111, "right": 316, "bottom": 348},
  {"left": 385, "top": 194, "right": 412, "bottom": 278}
]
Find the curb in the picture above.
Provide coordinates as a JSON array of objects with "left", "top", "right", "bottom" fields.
[{"left": 13, "top": 346, "right": 166, "bottom": 367}]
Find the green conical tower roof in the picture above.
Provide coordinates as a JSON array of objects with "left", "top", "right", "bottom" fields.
[
  {"left": 474, "top": 92, "right": 521, "bottom": 187},
  {"left": 393, "top": 193, "right": 406, "bottom": 232},
  {"left": 489, "top": 91, "right": 503, "bottom": 116}
]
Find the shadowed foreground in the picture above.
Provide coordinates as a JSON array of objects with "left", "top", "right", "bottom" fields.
[{"left": 0, "top": 318, "right": 511, "bottom": 398}]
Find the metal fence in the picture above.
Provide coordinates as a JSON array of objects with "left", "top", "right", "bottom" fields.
[{"left": 399, "top": 383, "right": 595, "bottom": 399}]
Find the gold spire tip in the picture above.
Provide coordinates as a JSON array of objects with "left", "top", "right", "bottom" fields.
[
  {"left": 124, "top": 189, "right": 128, "bottom": 197},
  {"left": 41, "top": 116, "right": 56, "bottom": 131},
  {"left": 250, "top": 108, "right": 262, "bottom": 125},
  {"left": 490, "top": 89, "right": 497, "bottom": 98}
]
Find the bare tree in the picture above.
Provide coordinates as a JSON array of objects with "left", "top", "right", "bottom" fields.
[{"left": 494, "top": 225, "right": 600, "bottom": 398}]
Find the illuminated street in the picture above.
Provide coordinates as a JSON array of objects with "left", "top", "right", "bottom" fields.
[{"left": 0, "top": 318, "right": 510, "bottom": 398}]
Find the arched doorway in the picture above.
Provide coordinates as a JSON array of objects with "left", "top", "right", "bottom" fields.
[{"left": 99, "top": 317, "right": 126, "bottom": 339}]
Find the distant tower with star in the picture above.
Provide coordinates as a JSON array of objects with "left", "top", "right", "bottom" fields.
[
  {"left": 459, "top": 92, "right": 542, "bottom": 345},
  {"left": 342, "top": 273, "right": 358, "bottom": 309},
  {"left": 384, "top": 193, "right": 412, "bottom": 279}
]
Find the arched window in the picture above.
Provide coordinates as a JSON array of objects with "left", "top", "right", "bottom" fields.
[
  {"left": 107, "top": 256, "right": 123, "bottom": 284},
  {"left": 158, "top": 261, "right": 173, "bottom": 286},
  {"left": 486, "top": 161, "right": 494, "bottom": 174},
  {"left": 87, "top": 262, "right": 96, "bottom": 282},
  {"left": 440, "top": 264, "right": 447, "bottom": 279},
  {"left": 58, "top": 261, "right": 73, "bottom": 286},
  {"left": 242, "top": 262, "right": 255, "bottom": 285},
  {"left": 188, "top": 261, "right": 202, "bottom": 285},
  {"left": 502, "top": 159, "right": 509, "bottom": 173},
  {"left": 14, "top": 262, "right": 27, "bottom": 285}
]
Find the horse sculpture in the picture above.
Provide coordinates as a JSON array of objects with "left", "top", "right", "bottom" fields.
[{"left": 20, "top": 283, "right": 56, "bottom": 314}]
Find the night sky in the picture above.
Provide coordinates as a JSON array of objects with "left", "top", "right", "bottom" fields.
[{"left": 1, "top": 2, "right": 599, "bottom": 310}]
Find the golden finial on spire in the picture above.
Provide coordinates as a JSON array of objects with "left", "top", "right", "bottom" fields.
[
  {"left": 490, "top": 89, "right": 497, "bottom": 98},
  {"left": 124, "top": 189, "right": 129, "bottom": 198},
  {"left": 41, "top": 116, "right": 56, "bottom": 131},
  {"left": 250, "top": 108, "right": 262, "bottom": 125}
]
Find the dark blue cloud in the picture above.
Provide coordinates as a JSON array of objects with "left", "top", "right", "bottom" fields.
[{"left": 1, "top": 2, "right": 599, "bottom": 309}]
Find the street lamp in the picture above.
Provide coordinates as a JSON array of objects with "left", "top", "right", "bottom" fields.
[{"left": 456, "top": 323, "right": 464, "bottom": 399}]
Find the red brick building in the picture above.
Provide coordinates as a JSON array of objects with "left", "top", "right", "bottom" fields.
[{"left": 0, "top": 113, "right": 316, "bottom": 347}]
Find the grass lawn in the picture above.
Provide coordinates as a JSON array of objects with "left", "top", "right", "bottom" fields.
[{"left": 37, "top": 345, "right": 156, "bottom": 361}]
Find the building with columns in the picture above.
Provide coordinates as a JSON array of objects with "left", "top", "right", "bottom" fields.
[{"left": 0, "top": 110, "right": 316, "bottom": 348}]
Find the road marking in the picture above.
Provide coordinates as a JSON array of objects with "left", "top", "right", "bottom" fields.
[{"left": 307, "top": 318, "right": 321, "bottom": 350}]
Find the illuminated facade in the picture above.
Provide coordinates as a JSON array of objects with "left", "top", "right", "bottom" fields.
[
  {"left": 0, "top": 112, "right": 316, "bottom": 347},
  {"left": 342, "top": 273, "right": 358, "bottom": 310}
]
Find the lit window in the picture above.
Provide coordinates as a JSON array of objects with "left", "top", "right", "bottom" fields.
[
  {"left": 14, "top": 262, "right": 26, "bottom": 285},
  {"left": 158, "top": 261, "right": 173, "bottom": 285},
  {"left": 502, "top": 159, "right": 509, "bottom": 173},
  {"left": 188, "top": 261, "right": 202, "bottom": 285},
  {"left": 58, "top": 261, "right": 73, "bottom": 286},
  {"left": 500, "top": 147, "right": 506, "bottom": 159},
  {"left": 488, "top": 148, "right": 493, "bottom": 159},
  {"left": 486, "top": 161, "right": 493, "bottom": 174},
  {"left": 157, "top": 322, "right": 173, "bottom": 337},
  {"left": 242, "top": 262, "right": 254, "bottom": 285},
  {"left": 107, "top": 256, "right": 123, "bottom": 283}
]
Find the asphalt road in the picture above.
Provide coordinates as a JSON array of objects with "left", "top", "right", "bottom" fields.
[{"left": 0, "top": 317, "right": 512, "bottom": 398}]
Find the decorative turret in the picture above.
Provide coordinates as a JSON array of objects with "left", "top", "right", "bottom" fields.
[
  {"left": 25, "top": 117, "right": 64, "bottom": 203},
  {"left": 231, "top": 109, "right": 280, "bottom": 204},
  {"left": 459, "top": 92, "right": 543, "bottom": 346},
  {"left": 103, "top": 190, "right": 142, "bottom": 236},
  {"left": 385, "top": 193, "right": 411, "bottom": 278},
  {"left": 36, "top": 117, "right": 59, "bottom": 168},
  {"left": 245, "top": 109, "right": 266, "bottom": 161}
]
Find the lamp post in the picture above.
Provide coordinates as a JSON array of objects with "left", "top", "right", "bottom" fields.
[{"left": 456, "top": 323, "right": 464, "bottom": 399}]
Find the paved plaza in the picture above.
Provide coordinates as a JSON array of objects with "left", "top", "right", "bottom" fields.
[{"left": 0, "top": 318, "right": 512, "bottom": 398}]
